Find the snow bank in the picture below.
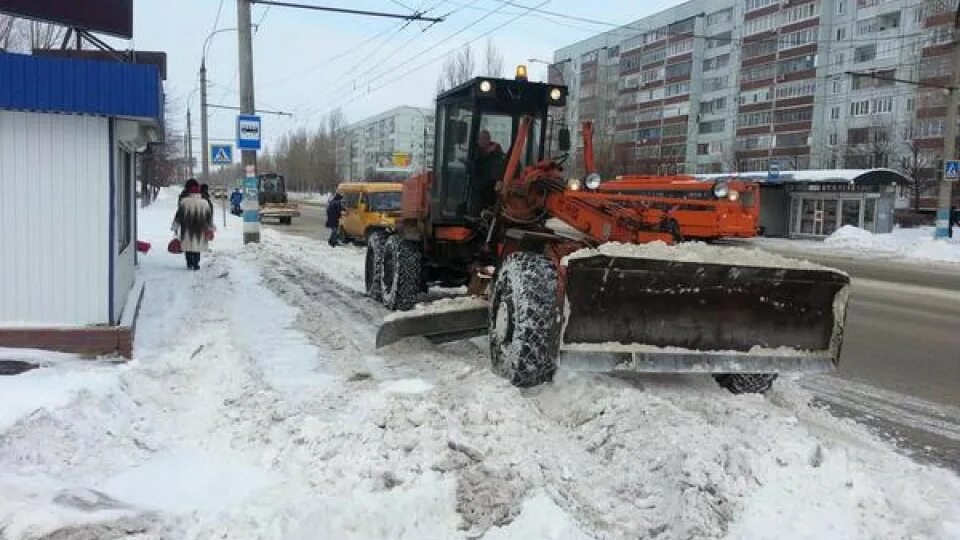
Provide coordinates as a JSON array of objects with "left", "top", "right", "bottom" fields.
[
  {"left": 0, "top": 354, "right": 121, "bottom": 431},
  {"left": 823, "top": 225, "right": 960, "bottom": 263},
  {"left": 290, "top": 191, "right": 332, "bottom": 204},
  {"left": 383, "top": 296, "right": 489, "bottom": 322},
  {"left": 563, "top": 241, "right": 835, "bottom": 271},
  {"left": 484, "top": 493, "right": 591, "bottom": 540}
]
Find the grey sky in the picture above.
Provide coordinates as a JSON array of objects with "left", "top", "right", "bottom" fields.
[{"left": 110, "top": 0, "right": 686, "bottom": 151}]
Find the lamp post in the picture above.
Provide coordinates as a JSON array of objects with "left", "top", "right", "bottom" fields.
[{"left": 199, "top": 27, "right": 252, "bottom": 184}]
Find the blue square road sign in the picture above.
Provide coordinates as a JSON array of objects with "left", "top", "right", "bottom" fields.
[
  {"left": 944, "top": 159, "right": 960, "bottom": 181},
  {"left": 237, "top": 114, "right": 262, "bottom": 151},
  {"left": 210, "top": 144, "right": 234, "bottom": 165}
]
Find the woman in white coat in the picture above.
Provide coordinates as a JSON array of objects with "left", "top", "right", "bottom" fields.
[{"left": 172, "top": 180, "right": 214, "bottom": 270}]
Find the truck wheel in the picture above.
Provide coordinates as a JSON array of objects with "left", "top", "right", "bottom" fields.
[
  {"left": 365, "top": 231, "right": 386, "bottom": 301},
  {"left": 489, "top": 252, "right": 561, "bottom": 387},
  {"left": 281, "top": 216, "right": 292, "bottom": 225},
  {"left": 380, "top": 234, "right": 421, "bottom": 311},
  {"left": 713, "top": 374, "right": 777, "bottom": 394}
]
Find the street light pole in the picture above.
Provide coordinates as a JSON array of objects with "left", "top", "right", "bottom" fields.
[
  {"left": 185, "top": 108, "right": 193, "bottom": 179},
  {"left": 237, "top": 0, "right": 260, "bottom": 244},
  {"left": 935, "top": 4, "right": 960, "bottom": 239},
  {"left": 200, "top": 61, "right": 210, "bottom": 184}
]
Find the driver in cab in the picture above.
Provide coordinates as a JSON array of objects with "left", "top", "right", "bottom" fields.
[{"left": 469, "top": 129, "right": 505, "bottom": 217}]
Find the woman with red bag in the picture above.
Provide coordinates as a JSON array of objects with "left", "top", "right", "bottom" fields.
[{"left": 171, "top": 179, "right": 215, "bottom": 270}]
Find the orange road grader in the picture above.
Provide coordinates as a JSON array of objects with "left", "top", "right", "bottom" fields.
[{"left": 367, "top": 71, "right": 849, "bottom": 394}]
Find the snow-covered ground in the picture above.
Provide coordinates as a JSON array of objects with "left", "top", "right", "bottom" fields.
[
  {"left": 1, "top": 190, "right": 959, "bottom": 539},
  {"left": 749, "top": 226, "right": 960, "bottom": 265},
  {"left": 288, "top": 191, "right": 332, "bottom": 205}
]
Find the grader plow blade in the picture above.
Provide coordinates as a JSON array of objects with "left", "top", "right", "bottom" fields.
[
  {"left": 561, "top": 255, "right": 850, "bottom": 372},
  {"left": 375, "top": 304, "right": 489, "bottom": 348}
]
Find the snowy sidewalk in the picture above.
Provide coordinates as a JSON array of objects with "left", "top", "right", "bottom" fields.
[
  {"left": 747, "top": 226, "right": 960, "bottom": 265},
  {"left": 1, "top": 190, "right": 959, "bottom": 539}
]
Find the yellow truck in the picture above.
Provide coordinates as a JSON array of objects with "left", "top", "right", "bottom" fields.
[{"left": 336, "top": 182, "right": 403, "bottom": 243}]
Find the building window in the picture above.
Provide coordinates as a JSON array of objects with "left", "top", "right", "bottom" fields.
[
  {"left": 836, "top": 27, "right": 847, "bottom": 41},
  {"left": 871, "top": 96, "right": 894, "bottom": 113},
  {"left": 665, "top": 81, "right": 691, "bottom": 96},
  {"left": 699, "top": 97, "right": 727, "bottom": 114},
  {"left": 906, "top": 97, "right": 915, "bottom": 111},
  {"left": 829, "top": 133, "right": 839, "bottom": 145},
  {"left": 667, "top": 39, "right": 694, "bottom": 57},
  {"left": 702, "top": 54, "right": 731, "bottom": 72},
  {"left": 703, "top": 75, "right": 730, "bottom": 92},
  {"left": 665, "top": 61, "right": 692, "bottom": 80},
  {"left": 837, "top": 1, "right": 845, "bottom": 14},
  {"left": 832, "top": 78, "right": 843, "bottom": 94},
  {"left": 854, "top": 44, "right": 877, "bottom": 63},
  {"left": 831, "top": 106, "right": 841, "bottom": 119},
  {"left": 662, "top": 122, "right": 689, "bottom": 136},
  {"left": 706, "top": 8, "right": 733, "bottom": 26},
  {"left": 744, "top": 13, "right": 778, "bottom": 36},
  {"left": 776, "top": 79, "right": 817, "bottom": 99},
  {"left": 738, "top": 110, "right": 773, "bottom": 127},
  {"left": 775, "top": 107, "right": 813, "bottom": 123},
  {"left": 781, "top": 1, "right": 820, "bottom": 25},
  {"left": 780, "top": 28, "right": 819, "bottom": 51},
  {"left": 742, "top": 62, "right": 776, "bottom": 82},
  {"left": 736, "top": 134, "right": 773, "bottom": 150},
  {"left": 777, "top": 55, "right": 816, "bottom": 77},
  {"left": 746, "top": 0, "right": 777, "bottom": 12},
  {"left": 744, "top": 38, "right": 777, "bottom": 59},
  {"left": 707, "top": 31, "right": 732, "bottom": 49},
  {"left": 697, "top": 143, "right": 710, "bottom": 155},
  {"left": 918, "top": 118, "right": 945, "bottom": 138},
  {"left": 739, "top": 87, "right": 773, "bottom": 104},
  {"left": 699, "top": 119, "right": 726, "bottom": 134},
  {"left": 117, "top": 149, "right": 133, "bottom": 253},
  {"left": 775, "top": 132, "right": 809, "bottom": 148},
  {"left": 850, "top": 100, "right": 870, "bottom": 116}
]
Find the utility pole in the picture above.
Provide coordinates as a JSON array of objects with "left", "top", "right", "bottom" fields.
[
  {"left": 935, "top": 3, "right": 960, "bottom": 239},
  {"left": 200, "top": 61, "right": 210, "bottom": 184},
  {"left": 238, "top": 0, "right": 260, "bottom": 244},
  {"left": 185, "top": 108, "right": 193, "bottom": 179}
]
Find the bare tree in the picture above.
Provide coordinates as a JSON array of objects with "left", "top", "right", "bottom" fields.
[
  {"left": 437, "top": 45, "right": 475, "bottom": 92},
  {"left": 0, "top": 16, "right": 66, "bottom": 52},
  {"left": 481, "top": 38, "right": 504, "bottom": 78},
  {"left": 0, "top": 15, "right": 16, "bottom": 51},
  {"left": 896, "top": 126, "right": 938, "bottom": 212},
  {"left": 844, "top": 121, "right": 895, "bottom": 169}
]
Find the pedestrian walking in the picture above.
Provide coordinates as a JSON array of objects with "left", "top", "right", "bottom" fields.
[
  {"left": 172, "top": 182, "right": 215, "bottom": 270},
  {"left": 326, "top": 193, "right": 344, "bottom": 247},
  {"left": 230, "top": 188, "right": 243, "bottom": 215},
  {"left": 179, "top": 178, "right": 199, "bottom": 202},
  {"left": 200, "top": 183, "right": 215, "bottom": 214}
]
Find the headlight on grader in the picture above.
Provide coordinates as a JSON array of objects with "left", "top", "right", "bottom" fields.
[
  {"left": 549, "top": 87, "right": 562, "bottom": 101},
  {"left": 728, "top": 189, "right": 740, "bottom": 202},
  {"left": 567, "top": 178, "right": 582, "bottom": 191},
  {"left": 712, "top": 180, "right": 730, "bottom": 199},
  {"left": 479, "top": 80, "right": 493, "bottom": 93},
  {"left": 585, "top": 172, "right": 602, "bottom": 190}
]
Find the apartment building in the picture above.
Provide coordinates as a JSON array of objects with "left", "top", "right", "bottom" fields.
[
  {"left": 337, "top": 106, "right": 434, "bottom": 181},
  {"left": 553, "top": 0, "right": 952, "bottom": 200}
]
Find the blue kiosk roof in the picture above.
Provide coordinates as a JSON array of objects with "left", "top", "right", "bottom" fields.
[{"left": 0, "top": 52, "right": 162, "bottom": 123}]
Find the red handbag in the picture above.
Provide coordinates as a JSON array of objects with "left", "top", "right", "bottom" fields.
[
  {"left": 205, "top": 229, "right": 215, "bottom": 241},
  {"left": 167, "top": 238, "right": 182, "bottom": 254}
]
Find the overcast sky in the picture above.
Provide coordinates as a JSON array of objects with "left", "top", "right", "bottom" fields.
[{"left": 107, "top": 0, "right": 686, "bottom": 151}]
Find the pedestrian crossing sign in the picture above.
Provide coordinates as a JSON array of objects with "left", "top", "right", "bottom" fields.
[
  {"left": 210, "top": 144, "right": 234, "bottom": 165},
  {"left": 945, "top": 160, "right": 960, "bottom": 181}
]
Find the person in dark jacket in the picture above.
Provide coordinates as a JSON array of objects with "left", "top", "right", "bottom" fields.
[
  {"left": 326, "top": 193, "right": 344, "bottom": 247},
  {"left": 200, "top": 183, "right": 215, "bottom": 213},
  {"left": 469, "top": 129, "right": 505, "bottom": 217},
  {"left": 172, "top": 183, "right": 215, "bottom": 270},
  {"left": 230, "top": 188, "right": 243, "bottom": 215}
]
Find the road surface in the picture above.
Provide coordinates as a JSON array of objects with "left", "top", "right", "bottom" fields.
[{"left": 262, "top": 201, "right": 328, "bottom": 240}]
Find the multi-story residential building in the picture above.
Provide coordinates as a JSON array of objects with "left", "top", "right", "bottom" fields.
[
  {"left": 337, "top": 106, "right": 434, "bottom": 181},
  {"left": 553, "top": 0, "right": 954, "bottom": 210}
]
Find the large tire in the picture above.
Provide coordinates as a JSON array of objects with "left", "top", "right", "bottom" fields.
[
  {"left": 489, "top": 252, "right": 561, "bottom": 387},
  {"left": 713, "top": 374, "right": 778, "bottom": 394},
  {"left": 365, "top": 231, "right": 387, "bottom": 301},
  {"left": 380, "top": 234, "right": 422, "bottom": 311}
]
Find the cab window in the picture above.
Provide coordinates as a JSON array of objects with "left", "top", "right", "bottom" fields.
[
  {"left": 342, "top": 192, "right": 361, "bottom": 209},
  {"left": 368, "top": 191, "right": 402, "bottom": 212}
]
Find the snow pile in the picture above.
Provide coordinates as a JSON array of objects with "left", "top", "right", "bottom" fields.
[
  {"left": 824, "top": 225, "right": 960, "bottom": 263},
  {"left": 564, "top": 241, "right": 835, "bottom": 271},
  {"left": 290, "top": 191, "right": 332, "bottom": 205},
  {"left": 383, "top": 296, "right": 488, "bottom": 322}
]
